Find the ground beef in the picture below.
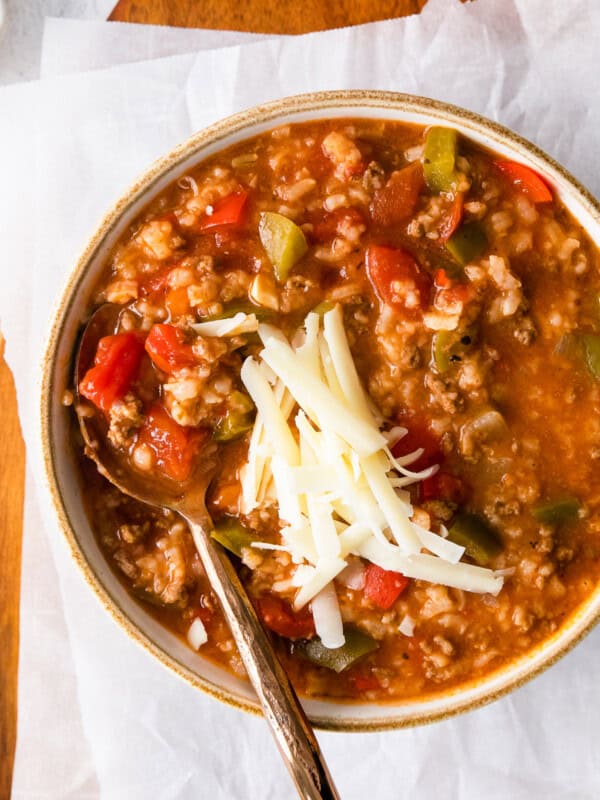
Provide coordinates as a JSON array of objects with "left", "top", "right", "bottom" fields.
[{"left": 107, "top": 394, "right": 144, "bottom": 448}]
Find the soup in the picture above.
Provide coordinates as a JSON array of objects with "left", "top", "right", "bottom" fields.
[{"left": 71, "top": 118, "right": 600, "bottom": 702}]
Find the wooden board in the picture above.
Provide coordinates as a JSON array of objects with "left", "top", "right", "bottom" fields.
[
  {"left": 1, "top": 0, "right": 437, "bottom": 794},
  {"left": 0, "top": 333, "right": 25, "bottom": 800},
  {"left": 109, "top": 0, "right": 429, "bottom": 33}
]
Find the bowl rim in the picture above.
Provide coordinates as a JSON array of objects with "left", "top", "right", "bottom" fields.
[{"left": 40, "top": 89, "right": 600, "bottom": 732}]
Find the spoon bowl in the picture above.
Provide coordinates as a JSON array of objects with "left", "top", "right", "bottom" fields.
[
  {"left": 75, "top": 303, "right": 217, "bottom": 514},
  {"left": 74, "top": 304, "right": 340, "bottom": 800}
]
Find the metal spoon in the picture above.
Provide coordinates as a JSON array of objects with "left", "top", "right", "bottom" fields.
[{"left": 74, "top": 304, "right": 340, "bottom": 800}]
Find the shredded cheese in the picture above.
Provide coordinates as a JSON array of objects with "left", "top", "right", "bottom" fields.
[
  {"left": 322, "top": 304, "right": 375, "bottom": 424},
  {"left": 240, "top": 359, "right": 299, "bottom": 466},
  {"left": 259, "top": 329, "right": 386, "bottom": 457},
  {"left": 191, "top": 312, "right": 258, "bottom": 337},
  {"left": 413, "top": 524, "right": 465, "bottom": 564},
  {"left": 237, "top": 306, "right": 505, "bottom": 645},
  {"left": 311, "top": 583, "right": 345, "bottom": 648}
]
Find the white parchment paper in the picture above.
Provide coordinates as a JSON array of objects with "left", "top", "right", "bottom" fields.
[
  {"left": 40, "top": 16, "right": 269, "bottom": 77},
  {"left": 2, "top": 1, "right": 600, "bottom": 796}
]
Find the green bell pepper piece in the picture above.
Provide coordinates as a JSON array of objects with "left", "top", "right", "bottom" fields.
[
  {"left": 259, "top": 212, "right": 308, "bottom": 282},
  {"left": 532, "top": 498, "right": 580, "bottom": 525},
  {"left": 423, "top": 127, "right": 459, "bottom": 193},
  {"left": 554, "top": 333, "right": 584, "bottom": 361},
  {"left": 297, "top": 626, "right": 379, "bottom": 673},
  {"left": 554, "top": 333, "right": 600, "bottom": 381},
  {"left": 213, "top": 391, "right": 255, "bottom": 441},
  {"left": 312, "top": 301, "right": 335, "bottom": 315},
  {"left": 207, "top": 302, "right": 273, "bottom": 323},
  {"left": 447, "top": 513, "right": 502, "bottom": 566},
  {"left": 582, "top": 335, "right": 600, "bottom": 379},
  {"left": 211, "top": 517, "right": 256, "bottom": 557},
  {"left": 446, "top": 221, "right": 488, "bottom": 265},
  {"left": 132, "top": 586, "right": 168, "bottom": 608},
  {"left": 432, "top": 328, "right": 476, "bottom": 373},
  {"left": 433, "top": 331, "right": 454, "bottom": 373}
]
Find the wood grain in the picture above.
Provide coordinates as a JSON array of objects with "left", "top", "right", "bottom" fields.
[
  {"left": 109, "top": 0, "right": 429, "bottom": 33},
  {"left": 0, "top": 333, "right": 25, "bottom": 800},
  {"left": 2, "top": 0, "right": 436, "bottom": 794}
]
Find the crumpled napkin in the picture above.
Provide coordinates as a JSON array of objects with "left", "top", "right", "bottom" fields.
[{"left": 2, "top": 1, "right": 600, "bottom": 797}]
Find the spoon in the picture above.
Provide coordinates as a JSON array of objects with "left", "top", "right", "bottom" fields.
[{"left": 75, "top": 304, "right": 340, "bottom": 800}]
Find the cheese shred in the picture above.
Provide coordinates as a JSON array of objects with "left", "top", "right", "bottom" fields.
[{"left": 239, "top": 306, "right": 504, "bottom": 645}]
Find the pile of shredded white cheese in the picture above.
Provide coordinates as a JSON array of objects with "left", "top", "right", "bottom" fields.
[{"left": 236, "top": 305, "right": 503, "bottom": 650}]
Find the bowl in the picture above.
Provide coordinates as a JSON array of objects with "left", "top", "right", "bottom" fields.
[{"left": 40, "top": 90, "right": 600, "bottom": 731}]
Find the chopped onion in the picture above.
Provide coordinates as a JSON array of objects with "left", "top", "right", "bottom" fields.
[
  {"left": 187, "top": 618, "right": 208, "bottom": 651},
  {"left": 459, "top": 409, "right": 507, "bottom": 455},
  {"left": 398, "top": 615, "right": 415, "bottom": 637},
  {"left": 337, "top": 560, "right": 366, "bottom": 590}
]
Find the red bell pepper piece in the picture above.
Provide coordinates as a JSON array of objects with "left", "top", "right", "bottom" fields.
[
  {"left": 365, "top": 244, "right": 431, "bottom": 312},
  {"left": 363, "top": 564, "right": 409, "bottom": 610},
  {"left": 196, "top": 190, "right": 249, "bottom": 231},
  {"left": 137, "top": 403, "right": 207, "bottom": 482},
  {"left": 257, "top": 595, "right": 315, "bottom": 640},
  {"left": 494, "top": 160, "right": 552, "bottom": 203},
  {"left": 79, "top": 332, "right": 145, "bottom": 412},
  {"left": 145, "top": 324, "right": 197, "bottom": 373},
  {"left": 438, "top": 192, "right": 464, "bottom": 241},
  {"left": 370, "top": 162, "right": 424, "bottom": 227}
]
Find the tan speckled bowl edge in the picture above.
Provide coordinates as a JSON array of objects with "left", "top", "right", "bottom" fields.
[{"left": 40, "top": 90, "right": 600, "bottom": 732}]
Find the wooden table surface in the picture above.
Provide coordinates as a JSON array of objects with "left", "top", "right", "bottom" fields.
[{"left": 1, "top": 0, "right": 434, "bottom": 794}]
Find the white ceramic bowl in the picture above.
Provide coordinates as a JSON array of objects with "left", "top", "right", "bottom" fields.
[{"left": 41, "top": 91, "right": 600, "bottom": 731}]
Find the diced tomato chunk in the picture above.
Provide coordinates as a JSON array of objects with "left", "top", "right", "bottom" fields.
[
  {"left": 136, "top": 403, "right": 207, "bottom": 482},
  {"left": 434, "top": 268, "right": 453, "bottom": 289},
  {"left": 196, "top": 190, "right": 249, "bottom": 231},
  {"left": 370, "top": 162, "right": 424, "bottom": 227},
  {"left": 391, "top": 417, "right": 442, "bottom": 472},
  {"left": 494, "top": 160, "right": 552, "bottom": 204},
  {"left": 79, "top": 332, "right": 145, "bottom": 412},
  {"left": 307, "top": 207, "right": 366, "bottom": 243},
  {"left": 140, "top": 270, "right": 170, "bottom": 297},
  {"left": 365, "top": 244, "right": 431, "bottom": 313},
  {"left": 145, "top": 324, "right": 197, "bottom": 373},
  {"left": 421, "top": 471, "right": 467, "bottom": 504},
  {"left": 165, "top": 286, "right": 191, "bottom": 318},
  {"left": 438, "top": 192, "right": 464, "bottom": 241},
  {"left": 439, "top": 282, "right": 474, "bottom": 307},
  {"left": 363, "top": 564, "right": 409, "bottom": 610},
  {"left": 257, "top": 595, "right": 315, "bottom": 640},
  {"left": 350, "top": 674, "right": 380, "bottom": 692}
]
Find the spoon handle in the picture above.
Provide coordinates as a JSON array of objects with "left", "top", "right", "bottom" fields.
[{"left": 188, "top": 520, "right": 340, "bottom": 800}]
